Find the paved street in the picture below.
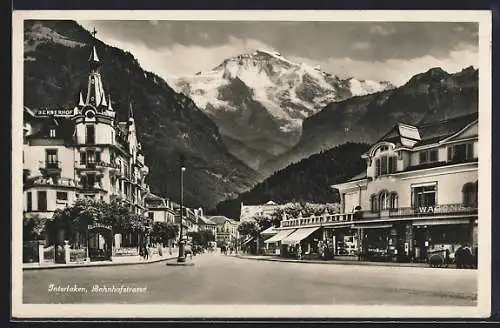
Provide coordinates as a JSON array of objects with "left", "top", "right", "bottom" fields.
[{"left": 23, "top": 252, "right": 477, "bottom": 305}]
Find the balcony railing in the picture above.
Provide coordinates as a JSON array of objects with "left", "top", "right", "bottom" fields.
[
  {"left": 80, "top": 182, "right": 104, "bottom": 192},
  {"left": 387, "top": 204, "right": 477, "bottom": 217},
  {"left": 39, "top": 161, "right": 62, "bottom": 175},
  {"left": 75, "top": 161, "right": 120, "bottom": 171},
  {"left": 280, "top": 213, "right": 355, "bottom": 228},
  {"left": 279, "top": 203, "right": 478, "bottom": 228},
  {"left": 25, "top": 176, "right": 78, "bottom": 188}
]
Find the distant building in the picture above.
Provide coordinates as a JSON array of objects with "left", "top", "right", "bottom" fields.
[
  {"left": 239, "top": 200, "right": 282, "bottom": 222},
  {"left": 208, "top": 216, "right": 239, "bottom": 247},
  {"left": 174, "top": 205, "right": 199, "bottom": 234},
  {"left": 145, "top": 193, "right": 176, "bottom": 224},
  {"left": 198, "top": 215, "right": 217, "bottom": 239}
]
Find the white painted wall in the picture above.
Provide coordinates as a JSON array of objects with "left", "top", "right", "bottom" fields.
[
  {"left": 24, "top": 187, "right": 78, "bottom": 212},
  {"left": 343, "top": 191, "right": 359, "bottom": 213},
  {"left": 24, "top": 145, "right": 76, "bottom": 179},
  {"left": 361, "top": 165, "right": 478, "bottom": 209}
]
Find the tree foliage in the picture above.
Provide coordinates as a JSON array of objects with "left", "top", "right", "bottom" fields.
[
  {"left": 150, "top": 221, "right": 179, "bottom": 246},
  {"left": 23, "top": 214, "right": 48, "bottom": 241},
  {"left": 237, "top": 220, "right": 260, "bottom": 238},
  {"left": 50, "top": 198, "right": 148, "bottom": 237},
  {"left": 187, "top": 229, "right": 215, "bottom": 247},
  {"left": 215, "top": 142, "right": 370, "bottom": 219}
]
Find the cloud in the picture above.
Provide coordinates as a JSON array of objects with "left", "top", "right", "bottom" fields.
[
  {"left": 290, "top": 44, "right": 478, "bottom": 86},
  {"left": 369, "top": 25, "right": 396, "bottom": 36},
  {"left": 353, "top": 42, "right": 371, "bottom": 50},
  {"left": 78, "top": 20, "right": 478, "bottom": 86},
  {"left": 92, "top": 32, "right": 272, "bottom": 81}
]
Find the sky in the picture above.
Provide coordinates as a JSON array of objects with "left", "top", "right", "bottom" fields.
[{"left": 78, "top": 20, "right": 478, "bottom": 86}]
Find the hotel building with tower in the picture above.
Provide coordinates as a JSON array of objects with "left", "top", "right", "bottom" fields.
[{"left": 23, "top": 31, "right": 151, "bottom": 228}]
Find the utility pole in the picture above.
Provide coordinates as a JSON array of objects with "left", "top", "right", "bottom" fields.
[{"left": 176, "top": 155, "right": 186, "bottom": 263}]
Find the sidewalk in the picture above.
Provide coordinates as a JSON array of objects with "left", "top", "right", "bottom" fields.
[
  {"left": 235, "top": 254, "right": 465, "bottom": 269},
  {"left": 23, "top": 251, "right": 179, "bottom": 270}
]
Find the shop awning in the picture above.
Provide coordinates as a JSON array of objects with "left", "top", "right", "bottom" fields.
[
  {"left": 264, "top": 229, "right": 296, "bottom": 244},
  {"left": 353, "top": 223, "right": 393, "bottom": 229},
  {"left": 281, "top": 227, "right": 320, "bottom": 245},
  {"left": 260, "top": 226, "right": 279, "bottom": 236},
  {"left": 412, "top": 218, "right": 472, "bottom": 226},
  {"left": 242, "top": 237, "right": 254, "bottom": 245}
]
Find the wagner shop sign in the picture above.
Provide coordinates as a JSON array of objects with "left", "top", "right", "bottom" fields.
[{"left": 35, "top": 108, "right": 76, "bottom": 117}]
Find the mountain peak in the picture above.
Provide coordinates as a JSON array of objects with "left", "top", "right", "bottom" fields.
[
  {"left": 173, "top": 49, "right": 394, "bottom": 171},
  {"left": 405, "top": 66, "right": 451, "bottom": 86},
  {"left": 426, "top": 67, "right": 449, "bottom": 75}
]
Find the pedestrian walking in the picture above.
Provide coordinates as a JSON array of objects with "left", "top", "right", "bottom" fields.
[{"left": 445, "top": 248, "right": 450, "bottom": 267}]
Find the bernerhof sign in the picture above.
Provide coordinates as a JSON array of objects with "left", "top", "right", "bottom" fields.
[
  {"left": 35, "top": 108, "right": 77, "bottom": 117},
  {"left": 88, "top": 223, "right": 112, "bottom": 231}
]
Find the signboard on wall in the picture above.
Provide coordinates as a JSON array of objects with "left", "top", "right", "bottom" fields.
[{"left": 34, "top": 108, "right": 76, "bottom": 117}]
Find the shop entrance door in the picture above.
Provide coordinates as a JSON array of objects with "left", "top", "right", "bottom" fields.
[
  {"left": 413, "top": 226, "right": 429, "bottom": 262},
  {"left": 87, "top": 224, "right": 113, "bottom": 261}
]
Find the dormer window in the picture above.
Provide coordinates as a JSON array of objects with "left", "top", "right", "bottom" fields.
[
  {"left": 49, "top": 128, "right": 56, "bottom": 138},
  {"left": 379, "top": 145, "right": 389, "bottom": 152},
  {"left": 447, "top": 143, "right": 474, "bottom": 163},
  {"left": 375, "top": 155, "right": 397, "bottom": 177},
  {"left": 419, "top": 149, "right": 439, "bottom": 164}
]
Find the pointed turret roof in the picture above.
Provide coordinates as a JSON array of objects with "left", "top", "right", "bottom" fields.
[
  {"left": 78, "top": 91, "right": 84, "bottom": 106},
  {"left": 89, "top": 46, "right": 100, "bottom": 63},
  {"left": 88, "top": 27, "right": 100, "bottom": 66},
  {"left": 83, "top": 27, "right": 107, "bottom": 111},
  {"left": 128, "top": 102, "right": 135, "bottom": 121},
  {"left": 107, "top": 94, "right": 113, "bottom": 111},
  {"left": 101, "top": 91, "right": 108, "bottom": 107}
]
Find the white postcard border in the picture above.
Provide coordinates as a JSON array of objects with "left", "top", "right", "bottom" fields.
[{"left": 11, "top": 9, "right": 492, "bottom": 319}]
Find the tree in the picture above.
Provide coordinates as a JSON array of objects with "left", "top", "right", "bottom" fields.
[
  {"left": 50, "top": 198, "right": 153, "bottom": 246},
  {"left": 187, "top": 230, "right": 215, "bottom": 247},
  {"left": 151, "top": 222, "right": 179, "bottom": 246},
  {"left": 237, "top": 220, "right": 260, "bottom": 238},
  {"left": 23, "top": 214, "right": 47, "bottom": 241}
]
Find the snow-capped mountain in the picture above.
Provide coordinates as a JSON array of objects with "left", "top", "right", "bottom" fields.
[{"left": 173, "top": 49, "right": 394, "bottom": 170}]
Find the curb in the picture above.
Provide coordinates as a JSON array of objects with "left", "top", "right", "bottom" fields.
[
  {"left": 235, "top": 255, "right": 467, "bottom": 270},
  {"left": 23, "top": 256, "right": 177, "bottom": 271}
]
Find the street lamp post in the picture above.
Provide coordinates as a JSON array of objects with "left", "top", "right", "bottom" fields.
[{"left": 177, "top": 165, "right": 187, "bottom": 263}]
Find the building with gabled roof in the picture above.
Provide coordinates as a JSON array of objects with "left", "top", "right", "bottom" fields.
[
  {"left": 275, "top": 113, "right": 478, "bottom": 263},
  {"left": 207, "top": 216, "right": 239, "bottom": 247}
]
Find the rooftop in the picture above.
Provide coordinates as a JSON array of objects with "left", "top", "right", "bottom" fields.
[
  {"left": 207, "top": 216, "right": 237, "bottom": 225},
  {"left": 376, "top": 112, "right": 478, "bottom": 149}
]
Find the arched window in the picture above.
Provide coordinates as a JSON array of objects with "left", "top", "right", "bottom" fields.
[
  {"left": 389, "top": 192, "right": 399, "bottom": 209},
  {"left": 378, "top": 190, "right": 389, "bottom": 210},
  {"left": 462, "top": 182, "right": 478, "bottom": 207},
  {"left": 370, "top": 194, "right": 378, "bottom": 212},
  {"left": 374, "top": 158, "right": 380, "bottom": 177}
]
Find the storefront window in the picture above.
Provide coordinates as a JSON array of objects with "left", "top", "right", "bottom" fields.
[{"left": 333, "top": 229, "right": 358, "bottom": 256}]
